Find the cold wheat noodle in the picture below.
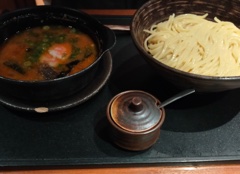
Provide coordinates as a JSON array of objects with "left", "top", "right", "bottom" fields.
[{"left": 144, "top": 14, "right": 240, "bottom": 76}]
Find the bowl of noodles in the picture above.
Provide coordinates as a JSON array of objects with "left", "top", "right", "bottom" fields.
[
  {"left": 131, "top": 0, "right": 240, "bottom": 92},
  {"left": 0, "top": 6, "right": 115, "bottom": 107}
]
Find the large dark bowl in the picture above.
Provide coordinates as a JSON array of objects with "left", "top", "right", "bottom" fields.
[
  {"left": 131, "top": 0, "right": 240, "bottom": 92},
  {"left": 0, "top": 6, "right": 115, "bottom": 101}
]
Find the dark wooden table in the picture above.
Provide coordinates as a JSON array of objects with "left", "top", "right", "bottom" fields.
[{"left": 1, "top": 163, "right": 240, "bottom": 174}]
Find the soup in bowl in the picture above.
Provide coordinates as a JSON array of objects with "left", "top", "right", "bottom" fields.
[
  {"left": 0, "top": 6, "right": 115, "bottom": 101},
  {"left": 0, "top": 25, "right": 98, "bottom": 81}
]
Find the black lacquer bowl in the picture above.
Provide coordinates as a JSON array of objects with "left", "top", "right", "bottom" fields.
[
  {"left": 131, "top": 0, "right": 240, "bottom": 92},
  {"left": 0, "top": 6, "right": 116, "bottom": 102}
]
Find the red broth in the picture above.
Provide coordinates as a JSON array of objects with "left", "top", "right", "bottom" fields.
[{"left": 0, "top": 25, "right": 98, "bottom": 81}]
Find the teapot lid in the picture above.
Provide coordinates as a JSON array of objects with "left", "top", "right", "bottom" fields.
[{"left": 107, "top": 90, "right": 162, "bottom": 132}]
